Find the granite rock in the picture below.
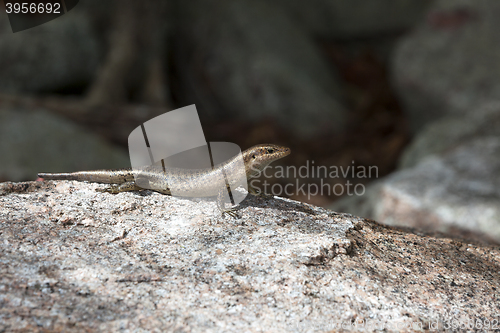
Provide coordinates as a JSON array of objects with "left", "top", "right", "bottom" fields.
[{"left": 0, "top": 180, "right": 499, "bottom": 331}]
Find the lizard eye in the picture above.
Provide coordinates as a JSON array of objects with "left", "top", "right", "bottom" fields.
[
  {"left": 266, "top": 148, "right": 274, "bottom": 154},
  {"left": 252, "top": 154, "right": 256, "bottom": 159}
]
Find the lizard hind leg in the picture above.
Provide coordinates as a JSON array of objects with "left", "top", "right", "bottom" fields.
[
  {"left": 217, "top": 187, "right": 240, "bottom": 218},
  {"left": 97, "top": 181, "right": 143, "bottom": 194}
]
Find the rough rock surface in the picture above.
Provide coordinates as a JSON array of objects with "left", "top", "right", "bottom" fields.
[
  {"left": 0, "top": 107, "right": 129, "bottom": 181},
  {"left": 332, "top": 137, "right": 500, "bottom": 244},
  {"left": 173, "top": 0, "right": 346, "bottom": 137},
  {"left": 1, "top": 180, "right": 499, "bottom": 332},
  {"left": 0, "top": 10, "right": 101, "bottom": 94},
  {"left": 392, "top": 0, "right": 500, "bottom": 131}
]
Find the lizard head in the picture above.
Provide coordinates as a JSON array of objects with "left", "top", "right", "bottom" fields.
[{"left": 243, "top": 144, "right": 291, "bottom": 179}]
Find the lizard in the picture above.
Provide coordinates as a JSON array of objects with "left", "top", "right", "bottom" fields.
[{"left": 38, "top": 144, "right": 291, "bottom": 217}]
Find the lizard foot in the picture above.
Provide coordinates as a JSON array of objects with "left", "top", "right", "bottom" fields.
[{"left": 222, "top": 207, "right": 241, "bottom": 219}]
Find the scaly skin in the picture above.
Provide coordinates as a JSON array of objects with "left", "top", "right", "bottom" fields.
[{"left": 38, "top": 144, "right": 291, "bottom": 217}]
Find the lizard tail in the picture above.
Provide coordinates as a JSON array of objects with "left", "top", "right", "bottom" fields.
[
  {"left": 37, "top": 170, "right": 135, "bottom": 184},
  {"left": 38, "top": 172, "right": 79, "bottom": 180}
]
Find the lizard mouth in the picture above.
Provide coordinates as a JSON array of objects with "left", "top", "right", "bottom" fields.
[{"left": 274, "top": 145, "right": 291, "bottom": 158}]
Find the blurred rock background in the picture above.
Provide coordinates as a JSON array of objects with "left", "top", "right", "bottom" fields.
[{"left": 1, "top": 0, "right": 499, "bottom": 243}]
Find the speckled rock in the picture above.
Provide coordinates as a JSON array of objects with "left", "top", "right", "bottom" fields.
[
  {"left": 1, "top": 180, "right": 499, "bottom": 332},
  {"left": 392, "top": 0, "right": 500, "bottom": 131}
]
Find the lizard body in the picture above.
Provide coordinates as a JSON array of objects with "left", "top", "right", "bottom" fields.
[{"left": 38, "top": 144, "right": 291, "bottom": 217}]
